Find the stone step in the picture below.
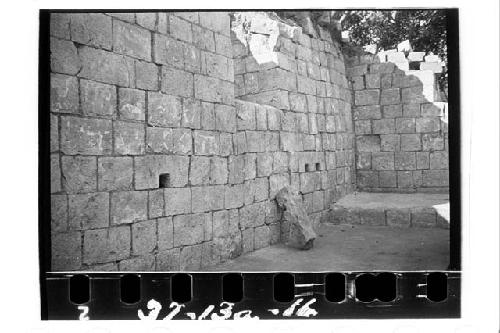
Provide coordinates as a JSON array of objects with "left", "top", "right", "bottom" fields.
[{"left": 329, "top": 192, "right": 449, "bottom": 229}]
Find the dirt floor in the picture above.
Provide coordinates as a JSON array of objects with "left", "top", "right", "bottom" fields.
[{"left": 206, "top": 224, "right": 449, "bottom": 272}]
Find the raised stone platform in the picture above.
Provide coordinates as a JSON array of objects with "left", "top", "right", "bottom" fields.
[{"left": 330, "top": 192, "right": 449, "bottom": 228}]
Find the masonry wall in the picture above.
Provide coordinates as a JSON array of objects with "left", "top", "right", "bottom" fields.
[
  {"left": 231, "top": 12, "right": 356, "bottom": 214},
  {"left": 345, "top": 51, "right": 449, "bottom": 192},
  {"left": 49, "top": 11, "right": 356, "bottom": 272}
]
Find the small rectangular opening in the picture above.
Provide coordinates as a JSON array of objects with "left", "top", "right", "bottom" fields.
[
  {"left": 409, "top": 61, "right": 420, "bottom": 70},
  {"left": 315, "top": 163, "right": 321, "bottom": 171},
  {"left": 305, "top": 164, "right": 311, "bottom": 172},
  {"left": 159, "top": 173, "right": 170, "bottom": 188}
]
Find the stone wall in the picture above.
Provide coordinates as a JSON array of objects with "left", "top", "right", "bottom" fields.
[
  {"left": 49, "top": 11, "right": 356, "bottom": 271},
  {"left": 231, "top": 12, "right": 356, "bottom": 209},
  {"left": 345, "top": 50, "right": 449, "bottom": 192}
]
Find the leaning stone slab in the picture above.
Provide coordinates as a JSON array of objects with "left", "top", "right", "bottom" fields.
[{"left": 276, "top": 187, "right": 316, "bottom": 250}]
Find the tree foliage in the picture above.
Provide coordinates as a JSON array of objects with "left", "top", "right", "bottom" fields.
[{"left": 340, "top": 10, "right": 448, "bottom": 94}]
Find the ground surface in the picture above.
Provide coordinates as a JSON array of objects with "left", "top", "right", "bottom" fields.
[
  {"left": 336, "top": 192, "right": 449, "bottom": 210},
  {"left": 207, "top": 224, "right": 449, "bottom": 272}
]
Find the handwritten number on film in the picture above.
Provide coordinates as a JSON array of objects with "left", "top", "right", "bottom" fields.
[{"left": 137, "top": 298, "right": 318, "bottom": 320}]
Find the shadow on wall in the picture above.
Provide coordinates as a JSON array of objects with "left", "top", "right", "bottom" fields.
[{"left": 345, "top": 49, "right": 449, "bottom": 194}]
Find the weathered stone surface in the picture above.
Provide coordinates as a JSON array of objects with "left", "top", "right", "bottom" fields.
[
  {"left": 379, "top": 170, "right": 397, "bottom": 187},
  {"left": 372, "top": 152, "right": 395, "bottom": 170},
  {"left": 114, "top": 121, "right": 145, "bottom": 155},
  {"left": 51, "top": 154, "right": 61, "bottom": 193},
  {"left": 51, "top": 74, "right": 79, "bottom": 113},
  {"left": 120, "top": 256, "right": 155, "bottom": 271},
  {"left": 110, "top": 191, "right": 148, "bottom": 225},
  {"left": 169, "top": 15, "right": 193, "bottom": 43},
  {"left": 51, "top": 37, "right": 80, "bottom": 75},
  {"left": 372, "top": 119, "right": 395, "bottom": 134},
  {"left": 416, "top": 117, "right": 440, "bottom": 133},
  {"left": 400, "top": 134, "right": 421, "bottom": 151},
  {"left": 194, "top": 74, "right": 234, "bottom": 105},
  {"left": 147, "top": 92, "right": 182, "bottom": 127},
  {"left": 359, "top": 208, "right": 386, "bottom": 225},
  {"left": 422, "top": 133, "right": 444, "bottom": 151},
  {"left": 161, "top": 67, "right": 194, "bottom": 97},
  {"left": 50, "top": 13, "right": 71, "bottom": 39},
  {"left": 353, "top": 105, "right": 381, "bottom": 120},
  {"left": 157, "top": 217, "right": 173, "bottom": 250},
  {"left": 148, "top": 189, "right": 164, "bottom": 218},
  {"left": 355, "top": 89, "right": 380, "bottom": 106},
  {"left": 70, "top": 13, "right": 112, "bottom": 49},
  {"left": 224, "top": 184, "right": 245, "bottom": 209},
  {"left": 164, "top": 187, "right": 191, "bottom": 216},
  {"left": 156, "top": 248, "right": 180, "bottom": 270},
  {"left": 172, "top": 128, "right": 192, "bottom": 155},
  {"left": 356, "top": 135, "right": 380, "bottom": 152},
  {"left": 193, "top": 24, "right": 215, "bottom": 52},
  {"left": 68, "top": 192, "right": 109, "bottom": 230},
  {"left": 146, "top": 127, "right": 173, "bottom": 153},
  {"left": 83, "top": 226, "right": 130, "bottom": 264},
  {"left": 61, "top": 156, "right": 97, "bottom": 193},
  {"left": 380, "top": 134, "right": 400, "bottom": 151},
  {"left": 132, "top": 219, "right": 156, "bottom": 255},
  {"left": 136, "top": 13, "right": 157, "bottom": 30},
  {"left": 52, "top": 231, "right": 82, "bottom": 270},
  {"left": 118, "top": 88, "right": 145, "bottom": 121},
  {"left": 113, "top": 20, "right": 151, "bottom": 61},
  {"left": 422, "top": 170, "right": 449, "bottom": 187},
  {"left": 395, "top": 152, "right": 416, "bottom": 170},
  {"left": 51, "top": 194, "right": 68, "bottom": 232},
  {"left": 180, "top": 244, "right": 203, "bottom": 270},
  {"left": 135, "top": 60, "right": 159, "bottom": 90},
  {"left": 60, "top": 116, "right": 112, "bottom": 155},
  {"left": 430, "top": 151, "right": 448, "bottom": 170},
  {"left": 276, "top": 187, "right": 316, "bottom": 249},
  {"left": 78, "top": 46, "right": 134, "bottom": 87},
  {"left": 50, "top": 115, "right": 59, "bottom": 152}
]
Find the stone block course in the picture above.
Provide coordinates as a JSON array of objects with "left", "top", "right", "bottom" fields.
[
  {"left": 98, "top": 157, "right": 133, "bottom": 191},
  {"left": 68, "top": 192, "right": 109, "bottom": 230},
  {"left": 51, "top": 37, "right": 80, "bottom": 75},
  {"left": 118, "top": 88, "right": 145, "bottom": 121},
  {"left": 51, "top": 74, "right": 79, "bottom": 114},
  {"left": 61, "top": 156, "right": 97, "bottom": 193},
  {"left": 112, "top": 20, "right": 151, "bottom": 61}
]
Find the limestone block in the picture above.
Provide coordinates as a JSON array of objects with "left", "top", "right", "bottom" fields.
[
  {"left": 403, "top": 104, "right": 420, "bottom": 117},
  {"left": 380, "top": 134, "right": 400, "bottom": 151},
  {"left": 269, "top": 173, "right": 290, "bottom": 198},
  {"left": 215, "top": 104, "right": 237, "bottom": 133},
  {"left": 241, "top": 228, "right": 254, "bottom": 253},
  {"left": 68, "top": 192, "right": 109, "bottom": 230},
  {"left": 169, "top": 15, "right": 192, "bottom": 43},
  {"left": 51, "top": 194, "right": 67, "bottom": 232},
  {"left": 61, "top": 156, "right": 97, "bottom": 193},
  {"left": 50, "top": 13, "right": 70, "bottom": 39},
  {"left": 356, "top": 135, "right": 381, "bottom": 152},
  {"left": 202, "top": 51, "right": 233, "bottom": 82},
  {"left": 194, "top": 130, "right": 219, "bottom": 155},
  {"left": 400, "top": 134, "right": 421, "bottom": 151},
  {"left": 110, "top": 191, "right": 148, "bottom": 225},
  {"left": 379, "top": 171, "right": 397, "bottom": 188},
  {"left": 422, "top": 133, "right": 444, "bottom": 151},
  {"left": 224, "top": 184, "right": 245, "bottom": 209},
  {"left": 161, "top": 67, "right": 194, "bottom": 98},
  {"left": 189, "top": 156, "right": 210, "bottom": 186},
  {"left": 135, "top": 60, "right": 159, "bottom": 90},
  {"left": 357, "top": 170, "right": 379, "bottom": 188},
  {"left": 118, "top": 88, "right": 145, "bottom": 121},
  {"left": 51, "top": 154, "right": 61, "bottom": 193},
  {"left": 192, "top": 24, "right": 215, "bottom": 52},
  {"left": 355, "top": 89, "right": 380, "bottom": 106},
  {"left": 373, "top": 119, "right": 395, "bottom": 134},
  {"left": 83, "top": 226, "right": 130, "bottom": 264},
  {"left": 199, "top": 12, "right": 230, "bottom": 36},
  {"left": 50, "top": 115, "right": 59, "bottom": 152},
  {"left": 149, "top": 189, "right": 164, "bottom": 219},
  {"left": 276, "top": 187, "right": 316, "bottom": 250},
  {"left": 136, "top": 13, "right": 157, "bottom": 30},
  {"left": 422, "top": 170, "right": 449, "bottom": 187},
  {"left": 120, "top": 256, "right": 155, "bottom": 271},
  {"left": 372, "top": 152, "right": 395, "bottom": 170},
  {"left": 380, "top": 88, "right": 401, "bottom": 105},
  {"left": 147, "top": 92, "right": 182, "bottom": 127},
  {"left": 132, "top": 219, "right": 157, "bottom": 255},
  {"left": 180, "top": 244, "right": 204, "bottom": 270},
  {"left": 172, "top": 128, "right": 192, "bottom": 154},
  {"left": 97, "top": 157, "right": 133, "bottom": 191},
  {"left": 353, "top": 105, "right": 381, "bottom": 120},
  {"left": 173, "top": 214, "right": 205, "bottom": 247},
  {"left": 113, "top": 121, "right": 145, "bottom": 155},
  {"left": 52, "top": 231, "right": 82, "bottom": 270},
  {"left": 395, "top": 152, "right": 416, "bottom": 170},
  {"left": 396, "top": 118, "right": 416, "bottom": 133},
  {"left": 416, "top": 117, "right": 441, "bottom": 133},
  {"left": 194, "top": 74, "right": 234, "bottom": 105},
  {"left": 356, "top": 153, "right": 371, "bottom": 170},
  {"left": 382, "top": 104, "right": 402, "bottom": 118},
  {"left": 78, "top": 46, "right": 134, "bottom": 87},
  {"left": 430, "top": 151, "right": 448, "bottom": 169},
  {"left": 153, "top": 34, "right": 184, "bottom": 68},
  {"left": 51, "top": 74, "right": 79, "bottom": 113},
  {"left": 365, "top": 73, "right": 380, "bottom": 89},
  {"left": 112, "top": 20, "right": 151, "bottom": 61},
  {"left": 200, "top": 102, "right": 216, "bottom": 130},
  {"left": 369, "top": 63, "right": 395, "bottom": 74},
  {"left": 146, "top": 127, "right": 173, "bottom": 154},
  {"left": 359, "top": 208, "right": 386, "bottom": 225},
  {"left": 156, "top": 248, "right": 180, "bottom": 270},
  {"left": 51, "top": 37, "right": 80, "bottom": 75},
  {"left": 164, "top": 188, "right": 191, "bottom": 216}
]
